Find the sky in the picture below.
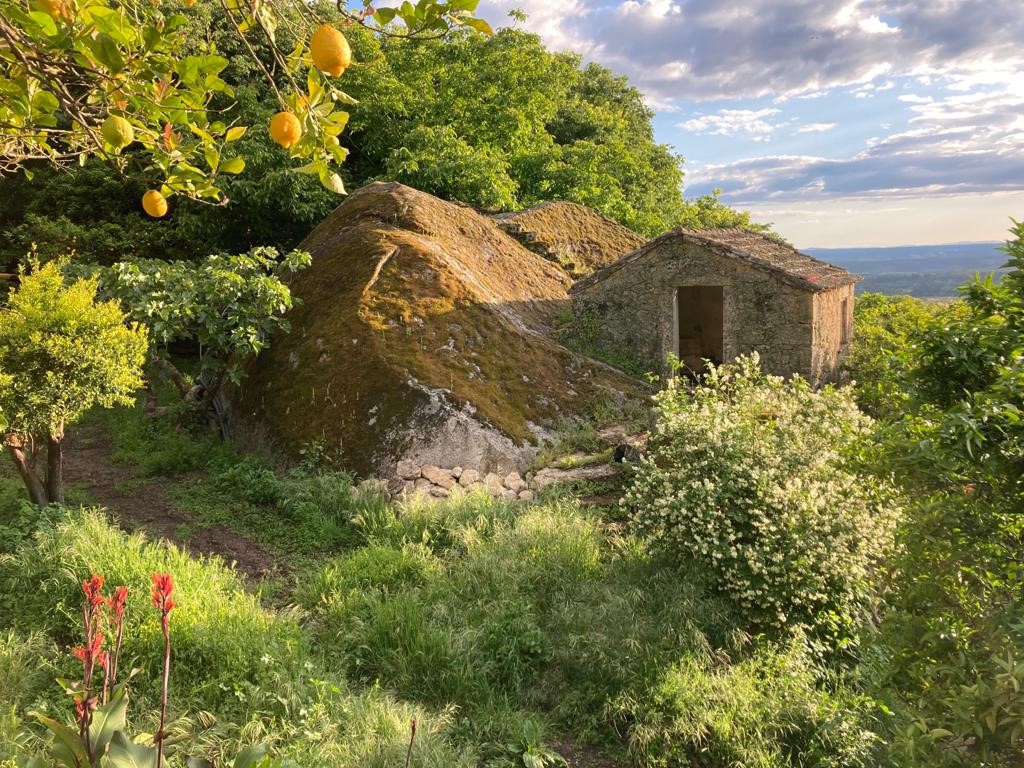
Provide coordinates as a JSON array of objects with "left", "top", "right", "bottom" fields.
[{"left": 474, "top": 0, "right": 1024, "bottom": 247}]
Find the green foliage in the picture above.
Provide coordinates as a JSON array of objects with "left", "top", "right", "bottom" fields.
[
  {"left": 0, "top": 0, "right": 487, "bottom": 202},
  {"left": 0, "top": 260, "right": 147, "bottom": 439},
  {"left": 626, "top": 354, "right": 901, "bottom": 630},
  {"left": 620, "top": 640, "right": 881, "bottom": 768},
  {"left": 846, "top": 293, "right": 940, "bottom": 418},
  {"left": 0, "top": 23, "right": 759, "bottom": 267},
  {"left": 857, "top": 221, "right": 1024, "bottom": 767},
  {"left": 93, "top": 247, "right": 309, "bottom": 397}
]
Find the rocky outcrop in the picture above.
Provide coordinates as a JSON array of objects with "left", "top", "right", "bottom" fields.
[
  {"left": 231, "top": 183, "right": 646, "bottom": 478},
  {"left": 494, "top": 201, "right": 648, "bottom": 278}
]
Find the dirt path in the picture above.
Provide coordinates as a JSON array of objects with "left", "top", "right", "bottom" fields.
[{"left": 63, "top": 424, "right": 283, "bottom": 584}]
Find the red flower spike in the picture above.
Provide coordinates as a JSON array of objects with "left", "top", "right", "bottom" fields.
[
  {"left": 150, "top": 573, "right": 174, "bottom": 612},
  {"left": 108, "top": 586, "right": 128, "bottom": 619},
  {"left": 82, "top": 574, "right": 105, "bottom": 610},
  {"left": 72, "top": 646, "right": 86, "bottom": 662}
]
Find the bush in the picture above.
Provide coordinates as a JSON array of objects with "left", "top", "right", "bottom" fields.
[
  {"left": 845, "top": 293, "right": 939, "bottom": 418},
  {"left": 625, "top": 355, "right": 901, "bottom": 630},
  {"left": 619, "top": 639, "right": 882, "bottom": 768}
]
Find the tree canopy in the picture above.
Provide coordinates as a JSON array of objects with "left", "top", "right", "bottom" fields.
[{"left": 1, "top": 22, "right": 757, "bottom": 267}]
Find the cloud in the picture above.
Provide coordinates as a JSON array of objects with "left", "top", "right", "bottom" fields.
[
  {"left": 795, "top": 122, "right": 837, "bottom": 133},
  {"left": 686, "top": 83, "right": 1024, "bottom": 201},
  {"left": 678, "top": 108, "right": 781, "bottom": 137},
  {"left": 479, "top": 0, "right": 1024, "bottom": 102}
]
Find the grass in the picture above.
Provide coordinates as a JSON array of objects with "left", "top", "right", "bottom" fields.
[{"left": 0, "top": 402, "right": 887, "bottom": 766}]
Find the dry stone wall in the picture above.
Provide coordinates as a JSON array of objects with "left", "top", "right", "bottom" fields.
[
  {"left": 573, "top": 240, "right": 817, "bottom": 380},
  {"left": 392, "top": 459, "right": 622, "bottom": 502}
]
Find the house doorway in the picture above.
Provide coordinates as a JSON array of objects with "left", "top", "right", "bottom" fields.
[{"left": 675, "top": 286, "right": 724, "bottom": 374}]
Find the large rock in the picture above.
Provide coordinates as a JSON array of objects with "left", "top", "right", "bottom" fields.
[{"left": 232, "top": 183, "right": 645, "bottom": 478}]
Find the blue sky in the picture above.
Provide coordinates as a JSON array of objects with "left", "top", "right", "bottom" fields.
[{"left": 475, "top": 0, "right": 1024, "bottom": 247}]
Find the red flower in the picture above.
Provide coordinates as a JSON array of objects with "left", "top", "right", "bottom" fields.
[
  {"left": 96, "top": 650, "right": 108, "bottom": 671},
  {"left": 108, "top": 585, "right": 128, "bottom": 619},
  {"left": 151, "top": 573, "right": 174, "bottom": 614},
  {"left": 82, "top": 574, "right": 105, "bottom": 610},
  {"left": 72, "top": 646, "right": 86, "bottom": 662}
]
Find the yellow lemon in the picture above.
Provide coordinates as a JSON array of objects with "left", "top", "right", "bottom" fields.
[
  {"left": 39, "top": 0, "right": 72, "bottom": 20},
  {"left": 142, "top": 190, "right": 168, "bottom": 218},
  {"left": 310, "top": 24, "right": 351, "bottom": 77},
  {"left": 101, "top": 115, "right": 134, "bottom": 149},
  {"left": 269, "top": 111, "right": 302, "bottom": 148}
]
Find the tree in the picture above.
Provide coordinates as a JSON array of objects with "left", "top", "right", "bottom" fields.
[
  {"left": 0, "top": 261, "right": 148, "bottom": 505},
  {"left": 0, "top": 0, "right": 490, "bottom": 208},
  {"left": 93, "top": 247, "right": 310, "bottom": 413}
]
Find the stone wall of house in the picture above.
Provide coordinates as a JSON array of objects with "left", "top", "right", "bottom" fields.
[
  {"left": 573, "top": 240, "right": 816, "bottom": 379},
  {"left": 810, "top": 284, "right": 855, "bottom": 383}
]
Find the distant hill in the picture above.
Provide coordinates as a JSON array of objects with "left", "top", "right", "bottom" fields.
[{"left": 805, "top": 242, "right": 1007, "bottom": 297}]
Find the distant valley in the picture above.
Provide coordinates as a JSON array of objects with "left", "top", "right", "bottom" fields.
[{"left": 805, "top": 242, "right": 1007, "bottom": 297}]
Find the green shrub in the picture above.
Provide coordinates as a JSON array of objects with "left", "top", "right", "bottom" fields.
[
  {"left": 626, "top": 355, "right": 901, "bottom": 630},
  {"left": 619, "top": 640, "right": 882, "bottom": 768},
  {"left": 846, "top": 293, "right": 939, "bottom": 418}
]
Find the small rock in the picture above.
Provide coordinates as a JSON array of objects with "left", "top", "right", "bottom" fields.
[
  {"left": 402, "top": 480, "right": 416, "bottom": 496},
  {"left": 422, "top": 465, "right": 455, "bottom": 489},
  {"left": 525, "top": 471, "right": 535, "bottom": 483},
  {"left": 484, "top": 472, "right": 504, "bottom": 496},
  {"left": 414, "top": 478, "right": 434, "bottom": 495},
  {"left": 518, "top": 490, "right": 535, "bottom": 502},
  {"left": 504, "top": 472, "right": 527, "bottom": 493},
  {"left": 451, "top": 466, "right": 464, "bottom": 480},
  {"left": 501, "top": 489, "right": 518, "bottom": 501},
  {"left": 429, "top": 486, "right": 451, "bottom": 499},
  {"left": 397, "top": 459, "right": 421, "bottom": 480},
  {"left": 459, "top": 469, "right": 482, "bottom": 487}
]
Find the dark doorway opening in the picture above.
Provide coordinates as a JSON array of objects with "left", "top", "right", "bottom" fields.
[{"left": 676, "top": 286, "right": 724, "bottom": 374}]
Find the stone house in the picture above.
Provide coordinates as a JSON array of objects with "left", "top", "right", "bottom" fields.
[{"left": 569, "top": 228, "right": 861, "bottom": 384}]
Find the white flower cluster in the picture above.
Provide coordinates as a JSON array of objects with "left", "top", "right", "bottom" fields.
[{"left": 625, "top": 354, "right": 901, "bottom": 628}]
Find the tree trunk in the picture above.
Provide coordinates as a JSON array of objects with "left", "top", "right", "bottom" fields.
[
  {"left": 46, "top": 426, "right": 64, "bottom": 505},
  {"left": 153, "top": 355, "right": 190, "bottom": 398},
  {"left": 3, "top": 433, "right": 48, "bottom": 506}
]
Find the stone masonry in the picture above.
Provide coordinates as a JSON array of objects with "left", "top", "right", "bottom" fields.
[{"left": 569, "top": 229, "right": 860, "bottom": 384}]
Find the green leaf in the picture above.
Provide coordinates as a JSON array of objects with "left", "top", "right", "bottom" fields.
[
  {"left": 318, "top": 170, "right": 346, "bottom": 195},
  {"left": 224, "top": 126, "right": 247, "bottom": 142},
  {"left": 106, "top": 731, "right": 158, "bottom": 768},
  {"left": 29, "top": 713, "right": 86, "bottom": 768},
  {"left": 89, "top": 687, "right": 129, "bottom": 757},
  {"left": 374, "top": 7, "right": 397, "bottom": 24},
  {"left": 185, "top": 758, "right": 215, "bottom": 768},
  {"left": 233, "top": 743, "right": 269, "bottom": 768},
  {"left": 463, "top": 17, "right": 493, "bottom": 35},
  {"left": 219, "top": 157, "right": 245, "bottom": 174}
]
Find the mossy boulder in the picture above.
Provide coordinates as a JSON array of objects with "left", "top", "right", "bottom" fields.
[
  {"left": 494, "top": 201, "right": 648, "bottom": 278},
  {"left": 232, "top": 183, "right": 644, "bottom": 478}
]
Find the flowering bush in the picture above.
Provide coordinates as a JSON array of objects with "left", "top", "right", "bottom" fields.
[{"left": 624, "top": 354, "right": 900, "bottom": 629}]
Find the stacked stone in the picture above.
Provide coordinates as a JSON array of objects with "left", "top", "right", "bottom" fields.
[{"left": 396, "top": 460, "right": 535, "bottom": 502}]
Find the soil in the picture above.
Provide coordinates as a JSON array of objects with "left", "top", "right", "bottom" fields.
[{"left": 62, "top": 424, "right": 282, "bottom": 584}]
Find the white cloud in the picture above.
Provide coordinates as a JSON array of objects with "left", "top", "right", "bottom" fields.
[
  {"left": 479, "top": 0, "right": 1024, "bottom": 103},
  {"left": 679, "top": 108, "right": 781, "bottom": 137},
  {"left": 898, "top": 94, "right": 933, "bottom": 103},
  {"left": 796, "top": 122, "right": 837, "bottom": 133}
]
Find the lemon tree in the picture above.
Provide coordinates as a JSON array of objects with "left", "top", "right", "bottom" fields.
[{"left": 0, "top": 0, "right": 491, "bottom": 214}]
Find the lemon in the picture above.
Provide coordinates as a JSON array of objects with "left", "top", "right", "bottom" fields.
[
  {"left": 39, "top": 0, "right": 72, "bottom": 20},
  {"left": 142, "top": 190, "right": 168, "bottom": 218},
  {"left": 101, "top": 115, "right": 135, "bottom": 149},
  {"left": 269, "top": 111, "right": 302, "bottom": 148},
  {"left": 310, "top": 24, "right": 351, "bottom": 77}
]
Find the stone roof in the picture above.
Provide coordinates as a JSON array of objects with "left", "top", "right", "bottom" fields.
[{"left": 570, "top": 228, "right": 861, "bottom": 294}]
